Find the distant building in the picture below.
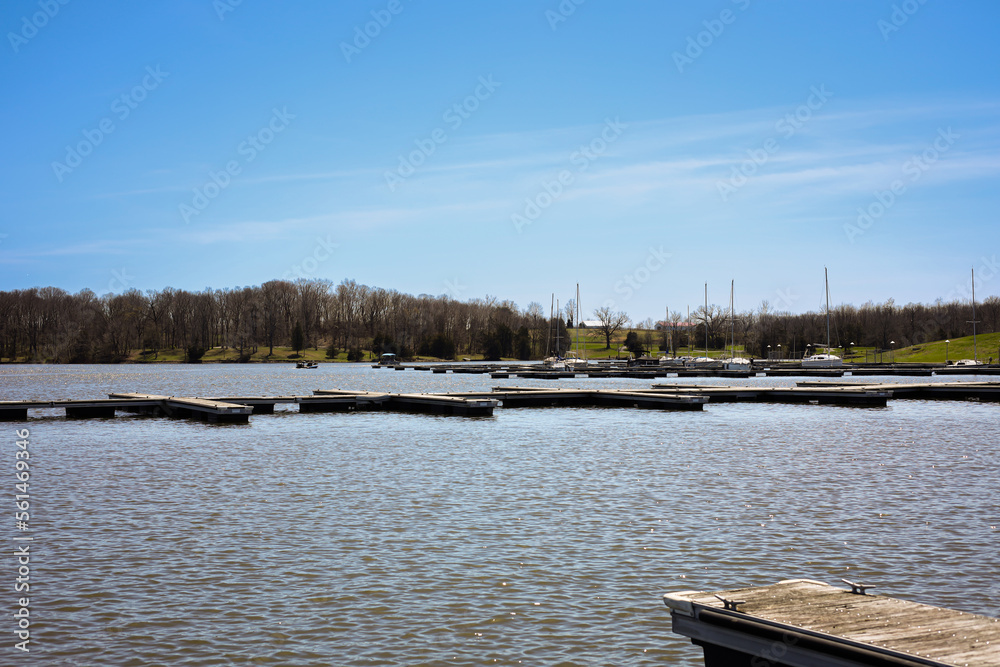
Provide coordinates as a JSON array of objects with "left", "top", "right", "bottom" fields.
[{"left": 578, "top": 320, "right": 603, "bottom": 328}]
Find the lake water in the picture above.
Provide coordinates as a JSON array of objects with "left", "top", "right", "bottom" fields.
[{"left": 2, "top": 364, "right": 999, "bottom": 665}]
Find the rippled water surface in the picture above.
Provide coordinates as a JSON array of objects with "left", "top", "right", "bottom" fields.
[{"left": 2, "top": 364, "right": 999, "bottom": 665}]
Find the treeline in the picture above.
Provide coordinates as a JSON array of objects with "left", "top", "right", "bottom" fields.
[
  {"left": 0, "top": 278, "right": 997, "bottom": 363},
  {"left": 665, "top": 296, "right": 1000, "bottom": 358},
  {"left": 0, "top": 279, "right": 569, "bottom": 363}
]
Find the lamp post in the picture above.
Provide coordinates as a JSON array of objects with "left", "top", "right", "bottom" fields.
[
  {"left": 890, "top": 340, "right": 895, "bottom": 364},
  {"left": 849, "top": 342, "right": 854, "bottom": 361},
  {"left": 945, "top": 339, "right": 949, "bottom": 364},
  {"left": 767, "top": 344, "right": 771, "bottom": 360},
  {"left": 777, "top": 344, "right": 782, "bottom": 361}
]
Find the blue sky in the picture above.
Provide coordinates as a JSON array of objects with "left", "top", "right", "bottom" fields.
[{"left": 2, "top": 0, "right": 998, "bottom": 320}]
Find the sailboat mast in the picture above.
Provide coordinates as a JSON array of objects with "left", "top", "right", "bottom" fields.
[
  {"left": 730, "top": 279, "right": 735, "bottom": 359},
  {"left": 825, "top": 267, "right": 831, "bottom": 352},
  {"left": 576, "top": 283, "right": 583, "bottom": 360},
  {"left": 972, "top": 267, "right": 979, "bottom": 362},
  {"left": 666, "top": 304, "right": 669, "bottom": 357},
  {"left": 704, "top": 283, "right": 709, "bottom": 357},
  {"left": 556, "top": 298, "right": 560, "bottom": 356},
  {"left": 547, "top": 293, "right": 554, "bottom": 357}
]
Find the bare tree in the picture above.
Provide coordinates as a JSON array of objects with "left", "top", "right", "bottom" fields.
[{"left": 592, "top": 306, "right": 629, "bottom": 349}]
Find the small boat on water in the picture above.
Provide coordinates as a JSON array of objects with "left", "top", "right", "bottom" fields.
[
  {"left": 374, "top": 353, "right": 399, "bottom": 367},
  {"left": 296, "top": 360, "right": 318, "bottom": 369},
  {"left": 953, "top": 359, "right": 983, "bottom": 366}
]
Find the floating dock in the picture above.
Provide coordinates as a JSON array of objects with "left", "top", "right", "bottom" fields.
[
  {"left": 664, "top": 578, "right": 1000, "bottom": 667},
  {"left": 649, "top": 384, "right": 893, "bottom": 406},
  {"left": 452, "top": 387, "right": 708, "bottom": 411},
  {"left": 3, "top": 382, "right": 998, "bottom": 424},
  {"left": 0, "top": 394, "right": 253, "bottom": 423},
  {"left": 795, "top": 380, "right": 1000, "bottom": 402}
]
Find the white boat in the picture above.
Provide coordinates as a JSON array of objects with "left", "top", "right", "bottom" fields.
[
  {"left": 563, "top": 350, "right": 588, "bottom": 369},
  {"left": 542, "top": 356, "right": 567, "bottom": 370},
  {"left": 801, "top": 353, "right": 842, "bottom": 368},
  {"left": 686, "top": 356, "right": 722, "bottom": 369},
  {"left": 722, "top": 357, "right": 751, "bottom": 371},
  {"left": 954, "top": 359, "right": 983, "bottom": 366},
  {"left": 296, "top": 360, "right": 318, "bottom": 369},
  {"left": 802, "top": 268, "right": 843, "bottom": 368}
]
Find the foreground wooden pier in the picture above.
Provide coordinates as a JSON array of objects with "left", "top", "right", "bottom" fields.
[
  {"left": 664, "top": 578, "right": 1000, "bottom": 667},
  {"left": 3, "top": 381, "right": 998, "bottom": 424},
  {"left": 0, "top": 387, "right": 705, "bottom": 423}
]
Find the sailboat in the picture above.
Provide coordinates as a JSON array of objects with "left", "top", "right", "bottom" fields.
[
  {"left": 802, "top": 267, "right": 843, "bottom": 368},
  {"left": 686, "top": 283, "right": 722, "bottom": 368},
  {"left": 542, "top": 294, "right": 567, "bottom": 369},
  {"left": 721, "top": 280, "right": 751, "bottom": 370},
  {"left": 564, "top": 284, "right": 589, "bottom": 369},
  {"left": 955, "top": 267, "right": 984, "bottom": 366}
]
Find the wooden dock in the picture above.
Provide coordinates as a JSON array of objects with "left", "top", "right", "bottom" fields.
[
  {"left": 3, "top": 381, "right": 997, "bottom": 424},
  {"left": 664, "top": 578, "right": 1000, "bottom": 667},
  {"left": 795, "top": 380, "right": 1000, "bottom": 402},
  {"left": 0, "top": 389, "right": 500, "bottom": 423},
  {"left": 451, "top": 387, "right": 708, "bottom": 411},
  {"left": 649, "top": 384, "right": 893, "bottom": 406},
  {"left": 0, "top": 394, "right": 253, "bottom": 423}
]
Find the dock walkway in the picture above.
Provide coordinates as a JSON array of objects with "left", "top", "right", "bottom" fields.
[
  {"left": 3, "top": 381, "right": 997, "bottom": 425},
  {"left": 649, "top": 384, "right": 893, "bottom": 406},
  {"left": 795, "top": 380, "right": 1000, "bottom": 402},
  {"left": 665, "top": 578, "right": 1000, "bottom": 667}
]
